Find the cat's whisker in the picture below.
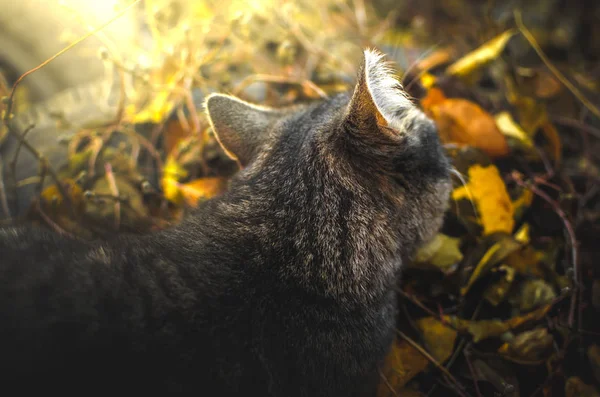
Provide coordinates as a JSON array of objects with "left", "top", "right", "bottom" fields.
[{"left": 449, "top": 166, "right": 481, "bottom": 224}]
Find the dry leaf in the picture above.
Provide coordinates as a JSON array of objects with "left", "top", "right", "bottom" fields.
[
  {"left": 445, "top": 304, "right": 552, "bottom": 342},
  {"left": 498, "top": 328, "right": 553, "bottom": 364},
  {"left": 446, "top": 30, "right": 517, "bottom": 78},
  {"left": 565, "top": 377, "right": 600, "bottom": 397},
  {"left": 416, "top": 48, "right": 455, "bottom": 72},
  {"left": 40, "top": 179, "right": 86, "bottom": 216},
  {"left": 515, "top": 279, "right": 557, "bottom": 312},
  {"left": 452, "top": 164, "right": 515, "bottom": 236},
  {"left": 415, "top": 317, "right": 458, "bottom": 363},
  {"left": 533, "top": 69, "right": 563, "bottom": 99},
  {"left": 495, "top": 111, "right": 534, "bottom": 149},
  {"left": 377, "top": 336, "right": 430, "bottom": 395},
  {"left": 414, "top": 233, "right": 463, "bottom": 272},
  {"left": 484, "top": 265, "right": 516, "bottom": 306},
  {"left": 178, "top": 177, "right": 228, "bottom": 207},
  {"left": 422, "top": 88, "right": 509, "bottom": 158},
  {"left": 461, "top": 234, "right": 522, "bottom": 296}
]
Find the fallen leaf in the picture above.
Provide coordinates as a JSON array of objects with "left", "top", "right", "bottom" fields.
[
  {"left": 416, "top": 47, "right": 454, "bottom": 72},
  {"left": 514, "top": 279, "right": 557, "bottom": 312},
  {"left": 178, "top": 177, "right": 228, "bottom": 207},
  {"left": 445, "top": 304, "right": 552, "bottom": 342},
  {"left": 495, "top": 111, "right": 534, "bottom": 149},
  {"left": 484, "top": 265, "right": 516, "bottom": 306},
  {"left": 415, "top": 317, "right": 458, "bottom": 363},
  {"left": 533, "top": 69, "right": 563, "bottom": 99},
  {"left": 498, "top": 328, "right": 553, "bottom": 364},
  {"left": 565, "top": 376, "right": 600, "bottom": 397},
  {"left": 446, "top": 30, "right": 517, "bottom": 78},
  {"left": 452, "top": 164, "right": 515, "bottom": 236},
  {"left": 505, "top": 245, "right": 547, "bottom": 278},
  {"left": 377, "top": 336, "right": 430, "bottom": 395},
  {"left": 161, "top": 155, "right": 189, "bottom": 204},
  {"left": 40, "top": 178, "right": 86, "bottom": 216},
  {"left": 414, "top": 233, "right": 463, "bottom": 272},
  {"left": 461, "top": 233, "right": 522, "bottom": 296},
  {"left": 422, "top": 88, "right": 509, "bottom": 158}
]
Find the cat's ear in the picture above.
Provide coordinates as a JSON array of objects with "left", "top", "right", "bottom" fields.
[
  {"left": 205, "top": 94, "right": 281, "bottom": 167},
  {"left": 345, "top": 49, "right": 424, "bottom": 135}
]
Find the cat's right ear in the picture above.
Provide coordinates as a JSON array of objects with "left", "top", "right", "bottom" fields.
[{"left": 205, "top": 94, "right": 281, "bottom": 167}]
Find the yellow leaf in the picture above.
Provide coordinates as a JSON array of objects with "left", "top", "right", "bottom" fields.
[
  {"left": 415, "top": 317, "right": 457, "bottom": 363},
  {"left": 414, "top": 233, "right": 463, "bottom": 272},
  {"left": 127, "top": 90, "right": 174, "bottom": 124},
  {"left": 447, "top": 29, "right": 517, "bottom": 78},
  {"left": 161, "top": 155, "right": 188, "bottom": 204},
  {"left": 495, "top": 111, "right": 534, "bottom": 148},
  {"left": 377, "top": 336, "right": 430, "bottom": 395},
  {"left": 452, "top": 164, "right": 515, "bottom": 235}
]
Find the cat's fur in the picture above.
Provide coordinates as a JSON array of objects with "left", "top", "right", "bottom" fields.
[{"left": 0, "top": 50, "right": 451, "bottom": 396}]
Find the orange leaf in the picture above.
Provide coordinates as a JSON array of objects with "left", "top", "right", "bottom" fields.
[
  {"left": 179, "top": 177, "right": 228, "bottom": 207},
  {"left": 422, "top": 88, "right": 509, "bottom": 158}
]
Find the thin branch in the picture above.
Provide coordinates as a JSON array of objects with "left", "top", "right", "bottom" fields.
[{"left": 514, "top": 10, "right": 600, "bottom": 119}]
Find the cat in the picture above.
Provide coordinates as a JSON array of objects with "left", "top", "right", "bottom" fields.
[{"left": 0, "top": 49, "right": 451, "bottom": 396}]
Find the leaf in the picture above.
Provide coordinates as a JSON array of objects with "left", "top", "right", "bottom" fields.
[
  {"left": 416, "top": 47, "right": 454, "bottom": 72},
  {"left": 377, "top": 336, "right": 430, "bottom": 395},
  {"left": 40, "top": 178, "right": 86, "bottom": 215},
  {"left": 446, "top": 30, "right": 517, "bottom": 78},
  {"left": 161, "top": 155, "right": 189, "bottom": 204},
  {"left": 484, "top": 265, "right": 516, "bottom": 306},
  {"left": 495, "top": 111, "right": 534, "bottom": 149},
  {"left": 445, "top": 304, "right": 552, "bottom": 343},
  {"left": 422, "top": 88, "right": 509, "bottom": 158},
  {"left": 565, "top": 377, "right": 600, "bottom": 397},
  {"left": 514, "top": 279, "right": 556, "bottom": 312},
  {"left": 414, "top": 233, "right": 463, "bottom": 272},
  {"left": 452, "top": 164, "right": 515, "bottom": 236},
  {"left": 178, "top": 177, "right": 228, "bottom": 207},
  {"left": 460, "top": 233, "right": 522, "bottom": 296},
  {"left": 532, "top": 69, "right": 563, "bottom": 99},
  {"left": 498, "top": 328, "right": 553, "bottom": 364},
  {"left": 505, "top": 245, "right": 547, "bottom": 278},
  {"left": 415, "top": 317, "right": 458, "bottom": 363}
]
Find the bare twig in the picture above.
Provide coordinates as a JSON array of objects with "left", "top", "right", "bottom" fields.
[
  {"left": 514, "top": 10, "right": 600, "bottom": 119},
  {"left": 396, "top": 330, "right": 470, "bottom": 397},
  {"left": 104, "top": 163, "right": 120, "bottom": 230}
]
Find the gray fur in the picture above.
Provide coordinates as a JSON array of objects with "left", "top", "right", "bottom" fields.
[{"left": 0, "top": 49, "right": 451, "bottom": 396}]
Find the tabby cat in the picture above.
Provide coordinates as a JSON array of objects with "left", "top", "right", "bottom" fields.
[{"left": 0, "top": 49, "right": 451, "bottom": 396}]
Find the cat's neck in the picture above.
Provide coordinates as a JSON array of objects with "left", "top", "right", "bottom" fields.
[{"left": 194, "top": 156, "right": 401, "bottom": 305}]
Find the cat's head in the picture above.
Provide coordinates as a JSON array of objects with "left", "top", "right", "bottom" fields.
[{"left": 205, "top": 49, "right": 451, "bottom": 268}]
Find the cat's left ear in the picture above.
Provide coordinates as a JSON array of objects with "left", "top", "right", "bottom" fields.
[
  {"left": 205, "top": 94, "right": 282, "bottom": 167},
  {"left": 345, "top": 49, "right": 424, "bottom": 136}
]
